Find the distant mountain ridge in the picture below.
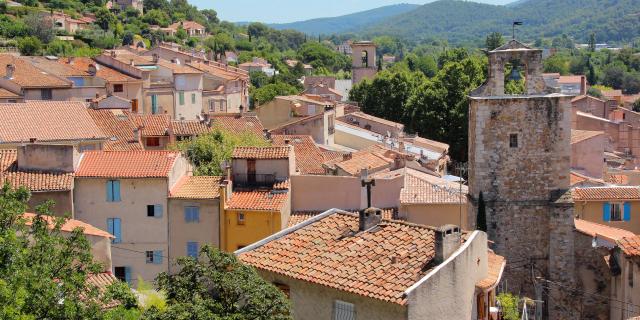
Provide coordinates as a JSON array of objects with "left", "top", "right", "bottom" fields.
[{"left": 267, "top": 3, "right": 420, "bottom": 35}]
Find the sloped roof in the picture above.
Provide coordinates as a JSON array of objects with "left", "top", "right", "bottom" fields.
[
  {"left": 232, "top": 146, "right": 290, "bottom": 160},
  {"left": 23, "top": 56, "right": 90, "bottom": 77},
  {"left": 571, "top": 129, "right": 604, "bottom": 144},
  {"left": 169, "top": 176, "right": 222, "bottom": 199},
  {"left": 226, "top": 189, "right": 289, "bottom": 211},
  {"left": 476, "top": 251, "right": 506, "bottom": 291},
  {"left": 76, "top": 151, "right": 180, "bottom": 178},
  {"left": 87, "top": 109, "right": 143, "bottom": 151},
  {"left": 0, "top": 150, "right": 74, "bottom": 192},
  {"left": 22, "top": 212, "right": 113, "bottom": 238},
  {"left": 0, "top": 101, "right": 107, "bottom": 144},
  {"left": 617, "top": 236, "right": 640, "bottom": 257},
  {"left": 60, "top": 57, "right": 138, "bottom": 82},
  {"left": 0, "top": 88, "right": 21, "bottom": 98},
  {"left": 271, "top": 135, "right": 325, "bottom": 175},
  {"left": 0, "top": 54, "right": 72, "bottom": 88},
  {"left": 238, "top": 210, "right": 438, "bottom": 305},
  {"left": 400, "top": 169, "right": 467, "bottom": 205},
  {"left": 127, "top": 113, "right": 171, "bottom": 137},
  {"left": 573, "top": 187, "right": 640, "bottom": 201},
  {"left": 210, "top": 114, "right": 265, "bottom": 136},
  {"left": 171, "top": 120, "right": 211, "bottom": 136},
  {"left": 574, "top": 218, "right": 635, "bottom": 242},
  {"left": 288, "top": 208, "right": 398, "bottom": 227}
]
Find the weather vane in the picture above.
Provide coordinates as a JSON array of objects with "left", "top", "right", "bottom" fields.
[{"left": 512, "top": 21, "right": 523, "bottom": 40}]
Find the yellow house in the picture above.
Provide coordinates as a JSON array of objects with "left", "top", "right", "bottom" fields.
[{"left": 573, "top": 186, "right": 639, "bottom": 234}]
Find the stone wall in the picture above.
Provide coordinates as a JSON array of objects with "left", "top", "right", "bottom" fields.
[{"left": 573, "top": 231, "right": 610, "bottom": 319}]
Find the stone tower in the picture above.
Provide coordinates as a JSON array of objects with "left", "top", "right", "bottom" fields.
[
  {"left": 351, "top": 41, "right": 377, "bottom": 86},
  {"left": 468, "top": 40, "right": 576, "bottom": 318}
]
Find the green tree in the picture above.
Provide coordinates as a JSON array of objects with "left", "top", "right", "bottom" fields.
[
  {"left": 477, "top": 191, "right": 486, "bottom": 232},
  {"left": 588, "top": 32, "right": 596, "bottom": 52},
  {"left": 497, "top": 293, "right": 519, "bottom": 320},
  {"left": 0, "top": 183, "right": 137, "bottom": 319},
  {"left": 633, "top": 99, "right": 640, "bottom": 113},
  {"left": 175, "top": 25, "right": 187, "bottom": 41},
  {"left": 602, "top": 64, "right": 626, "bottom": 89},
  {"left": 142, "top": 9, "right": 171, "bottom": 27},
  {"left": 543, "top": 54, "right": 569, "bottom": 75},
  {"left": 23, "top": 12, "right": 54, "bottom": 43},
  {"left": 95, "top": 8, "right": 117, "bottom": 31},
  {"left": 45, "top": 39, "right": 73, "bottom": 56},
  {"left": 175, "top": 127, "right": 269, "bottom": 176},
  {"left": 18, "top": 36, "right": 42, "bottom": 55},
  {"left": 485, "top": 32, "right": 504, "bottom": 50},
  {"left": 252, "top": 82, "right": 299, "bottom": 107},
  {"left": 144, "top": 246, "right": 291, "bottom": 320}
]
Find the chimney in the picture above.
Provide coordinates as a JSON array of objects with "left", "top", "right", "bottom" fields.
[
  {"left": 434, "top": 225, "right": 461, "bottom": 263},
  {"left": 342, "top": 153, "right": 352, "bottom": 161},
  {"left": 5, "top": 64, "right": 15, "bottom": 79},
  {"left": 152, "top": 53, "right": 159, "bottom": 63},
  {"left": 263, "top": 129, "right": 272, "bottom": 141},
  {"left": 239, "top": 105, "right": 244, "bottom": 115},
  {"left": 133, "top": 127, "right": 141, "bottom": 143},
  {"left": 284, "top": 138, "right": 290, "bottom": 145},
  {"left": 110, "top": 51, "right": 116, "bottom": 58},
  {"left": 358, "top": 207, "right": 382, "bottom": 231},
  {"left": 130, "top": 59, "right": 135, "bottom": 66},
  {"left": 87, "top": 64, "right": 97, "bottom": 76},
  {"left": 68, "top": 56, "right": 74, "bottom": 65}
]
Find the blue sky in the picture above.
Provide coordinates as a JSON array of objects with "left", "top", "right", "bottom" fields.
[{"left": 190, "top": 0, "right": 514, "bottom": 24}]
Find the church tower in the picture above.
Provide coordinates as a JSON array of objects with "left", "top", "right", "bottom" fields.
[
  {"left": 468, "top": 40, "right": 576, "bottom": 318},
  {"left": 350, "top": 41, "right": 377, "bottom": 86}
]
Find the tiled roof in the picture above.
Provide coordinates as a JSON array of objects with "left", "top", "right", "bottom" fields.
[
  {"left": 170, "top": 176, "right": 222, "bottom": 199},
  {"left": 606, "top": 174, "right": 629, "bottom": 185},
  {"left": 84, "top": 272, "right": 120, "bottom": 309},
  {"left": 0, "top": 88, "right": 20, "bottom": 98},
  {"left": 271, "top": 135, "right": 325, "bottom": 174},
  {"left": 226, "top": 189, "right": 289, "bottom": 211},
  {"left": 232, "top": 146, "right": 290, "bottom": 160},
  {"left": 210, "top": 114, "right": 265, "bottom": 136},
  {"left": 127, "top": 113, "right": 171, "bottom": 136},
  {"left": 476, "top": 251, "right": 506, "bottom": 290},
  {"left": 189, "top": 61, "right": 248, "bottom": 81},
  {"left": 400, "top": 169, "right": 468, "bottom": 205},
  {"left": 0, "top": 150, "right": 74, "bottom": 192},
  {"left": 156, "top": 59, "right": 203, "bottom": 74},
  {"left": 169, "top": 21, "right": 205, "bottom": 30},
  {"left": 171, "top": 120, "right": 211, "bottom": 136},
  {"left": 340, "top": 111, "right": 404, "bottom": 129},
  {"left": 0, "top": 101, "right": 107, "bottom": 144},
  {"left": 288, "top": 208, "right": 398, "bottom": 227},
  {"left": 76, "top": 151, "right": 180, "bottom": 178},
  {"left": 22, "top": 212, "right": 113, "bottom": 238},
  {"left": 23, "top": 56, "right": 89, "bottom": 77},
  {"left": 571, "top": 129, "right": 604, "bottom": 144},
  {"left": 60, "top": 57, "right": 138, "bottom": 82},
  {"left": 602, "top": 89, "right": 623, "bottom": 97},
  {"left": 558, "top": 75, "right": 584, "bottom": 84},
  {"left": 574, "top": 218, "right": 635, "bottom": 242},
  {"left": 87, "top": 109, "right": 143, "bottom": 151},
  {"left": 238, "top": 211, "right": 437, "bottom": 305},
  {"left": 617, "top": 236, "right": 640, "bottom": 257},
  {"left": 326, "top": 146, "right": 395, "bottom": 176},
  {"left": 0, "top": 54, "right": 71, "bottom": 88},
  {"left": 573, "top": 187, "right": 640, "bottom": 201}
]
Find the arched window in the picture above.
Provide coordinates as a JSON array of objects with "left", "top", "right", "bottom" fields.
[{"left": 361, "top": 50, "right": 368, "bottom": 68}]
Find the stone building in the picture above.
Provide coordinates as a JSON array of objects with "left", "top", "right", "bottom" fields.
[
  {"left": 350, "top": 41, "right": 377, "bottom": 86},
  {"left": 467, "top": 40, "right": 576, "bottom": 318}
]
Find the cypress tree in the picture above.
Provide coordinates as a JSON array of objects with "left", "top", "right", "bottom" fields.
[{"left": 477, "top": 191, "right": 487, "bottom": 232}]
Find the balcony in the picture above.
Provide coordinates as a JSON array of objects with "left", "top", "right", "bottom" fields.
[{"left": 233, "top": 173, "right": 276, "bottom": 188}]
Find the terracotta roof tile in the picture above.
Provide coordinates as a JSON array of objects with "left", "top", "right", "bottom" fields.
[
  {"left": 232, "top": 146, "right": 290, "bottom": 159},
  {"left": 188, "top": 61, "right": 248, "bottom": 81},
  {"left": 60, "top": 57, "right": 138, "bottom": 83},
  {"left": 76, "top": 151, "right": 180, "bottom": 178},
  {"left": 272, "top": 135, "right": 325, "bottom": 175},
  {"left": 169, "top": 21, "right": 205, "bottom": 30},
  {"left": 339, "top": 111, "right": 404, "bottom": 130},
  {"left": 238, "top": 211, "right": 437, "bottom": 305},
  {"left": 325, "top": 146, "right": 396, "bottom": 176},
  {"left": 570, "top": 171, "right": 606, "bottom": 187},
  {"left": 0, "top": 54, "right": 71, "bottom": 88},
  {"left": 210, "top": 114, "right": 265, "bottom": 136},
  {"left": 400, "top": 169, "right": 467, "bottom": 204},
  {"left": 288, "top": 208, "right": 398, "bottom": 227},
  {"left": 127, "top": 113, "right": 171, "bottom": 137},
  {"left": 617, "top": 235, "right": 640, "bottom": 257},
  {"left": 571, "top": 129, "right": 604, "bottom": 144},
  {"left": 22, "top": 212, "right": 113, "bottom": 238},
  {"left": 574, "top": 218, "right": 635, "bottom": 242},
  {"left": 23, "top": 56, "right": 89, "bottom": 77},
  {"left": 170, "top": 176, "right": 222, "bottom": 199},
  {"left": 0, "top": 88, "right": 20, "bottom": 98},
  {"left": 476, "top": 251, "right": 506, "bottom": 290},
  {"left": 87, "top": 109, "right": 143, "bottom": 151},
  {"left": 0, "top": 101, "right": 107, "bottom": 144},
  {"left": 558, "top": 75, "right": 584, "bottom": 84},
  {"left": 226, "top": 189, "right": 289, "bottom": 211},
  {"left": 0, "top": 150, "right": 73, "bottom": 192},
  {"left": 573, "top": 187, "right": 640, "bottom": 201},
  {"left": 171, "top": 120, "right": 211, "bottom": 136}
]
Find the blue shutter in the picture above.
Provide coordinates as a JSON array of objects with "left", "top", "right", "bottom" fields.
[
  {"left": 124, "top": 267, "right": 131, "bottom": 285},
  {"left": 106, "top": 180, "right": 113, "bottom": 202},
  {"left": 623, "top": 202, "right": 631, "bottom": 221},
  {"left": 151, "top": 95, "right": 158, "bottom": 114},
  {"left": 187, "top": 242, "right": 198, "bottom": 258},
  {"left": 113, "top": 180, "right": 121, "bottom": 202},
  {"left": 113, "top": 218, "right": 122, "bottom": 243},
  {"left": 154, "top": 204, "right": 163, "bottom": 218},
  {"left": 603, "top": 202, "right": 611, "bottom": 222},
  {"left": 153, "top": 251, "right": 163, "bottom": 264},
  {"left": 184, "top": 207, "right": 193, "bottom": 222},
  {"left": 107, "top": 218, "right": 114, "bottom": 240},
  {"left": 193, "top": 207, "right": 200, "bottom": 222}
]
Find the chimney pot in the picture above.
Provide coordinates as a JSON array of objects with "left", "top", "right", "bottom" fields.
[
  {"left": 130, "top": 59, "right": 135, "bottom": 66},
  {"left": 284, "top": 139, "right": 290, "bottom": 145},
  {"left": 152, "top": 53, "right": 159, "bottom": 63},
  {"left": 5, "top": 64, "right": 15, "bottom": 79},
  {"left": 434, "top": 224, "right": 461, "bottom": 264},
  {"left": 343, "top": 153, "right": 352, "bottom": 161},
  {"left": 359, "top": 207, "right": 382, "bottom": 231},
  {"left": 29, "top": 138, "right": 37, "bottom": 143}
]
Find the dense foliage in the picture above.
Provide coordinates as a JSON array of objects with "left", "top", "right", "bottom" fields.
[
  {"left": 144, "top": 246, "right": 291, "bottom": 320},
  {"left": 175, "top": 127, "right": 270, "bottom": 176},
  {"left": 0, "top": 183, "right": 138, "bottom": 319},
  {"left": 497, "top": 293, "right": 520, "bottom": 320}
]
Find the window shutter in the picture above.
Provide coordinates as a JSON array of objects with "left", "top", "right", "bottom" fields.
[
  {"left": 187, "top": 242, "right": 198, "bottom": 258},
  {"left": 124, "top": 267, "right": 131, "bottom": 285},
  {"left": 154, "top": 204, "right": 163, "bottom": 218},
  {"left": 115, "top": 218, "right": 122, "bottom": 243},
  {"left": 193, "top": 207, "right": 200, "bottom": 222},
  {"left": 113, "top": 180, "right": 121, "bottom": 202},
  {"left": 603, "top": 202, "right": 611, "bottom": 222},
  {"left": 106, "top": 180, "right": 113, "bottom": 201},
  {"left": 184, "top": 207, "right": 191, "bottom": 222},
  {"left": 624, "top": 202, "right": 631, "bottom": 221},
  {"left": 153, "top": 251, "right": 163, "bottom": 264},
  {"left": 107, "top": 218, "right": 114, "bottom": 238}
]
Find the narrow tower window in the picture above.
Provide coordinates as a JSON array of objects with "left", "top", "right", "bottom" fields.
[{"left": 509, "top": 134, "right": 518, "bottom": 148}]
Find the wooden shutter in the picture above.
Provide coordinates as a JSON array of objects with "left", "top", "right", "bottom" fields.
[
  {"left": 113, "top": 180, "right": 121, "bottom": 202},
  {"left": 106, "top": 180, "right": 113, "bottom": 201},
  {"left": 624, "top": 202, "right": 631, "bottom": 221},
  {"left": 113, "top": 218, "right": 122, "bottom": 243},
  {"left": 153, "top": 251, "right": 163, "bottom": 264},
  {"left": 603, "top": 202, "right": 611, "bottom": 221},
  {"left": 154, "top": 204, "right": 163, "bottom": 218}
]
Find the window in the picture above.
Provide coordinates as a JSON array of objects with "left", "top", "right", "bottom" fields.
[
  {"left": 113, "top": 84, "right": 124, "bottom": 92},
  {"left": 151, "top": 94, "right": 158, "bottom": 114},
  {"left": 114, "top": 266, "right": 131, "bottom": 284},
  {"left": 179, "top": 92, "right": 185, "bottom": 105},
  {"left": 41, "top": 89, "right": 53, "bottom": 100},
  {"left": 107, "top": 218, "right": 122, "bottom": 243},
  {"left": 146, "top": 137, "right": 160, "bottom": 147},
  {"left": 184, "top": 206, "right": 200, "bottom": 222},
  {"left": 131, "top": 99, "right": 138, "bottom": 113},
  {"left": 361, "top": 51, "right": 368, "bottom": 68},
  {"left": 509, "top": 134, "right": 518, "bottom": 148},
  {"left": 147, "top": 204, "right": 163, "bottom": 218},
  {"left": 106, "top": 180, "right": 121, "bottom": 202},
  {"left": 237, "top": 212, "right": 245, "bottom": 225},
  {"left": 187, "top": 242, "right": 198, "bottom": 258},
  {"left": 146, "top": 250, "right": 163, "bottom": 264},
  {"left": 7, "top": 99, "right": 17, "bottom": 103},
  {"left": 603, "top": 202, "right": 627, "bottom": 222},
  {"left": 333, "top": 300, "right": 355, "bottom": 320},
  {"left": 191, "top": 93, "right": 196, "bottom": 104}
]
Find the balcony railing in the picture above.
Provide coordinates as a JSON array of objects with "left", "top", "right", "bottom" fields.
[{"left": 233, "top": 173, "right": 276, "bottom": 188}]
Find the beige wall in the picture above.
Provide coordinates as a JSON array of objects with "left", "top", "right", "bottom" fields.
[
  {"left": 342, "top": 114, "right": 403, "bottom": 138},
  {"left": 574, "top": 97, "right": 606, "bottom": 118},
  {"left": 29, "top": 191, "right": 73, "bottom": 217},
  {"left": 334, "top": 125, "right": 378, "bottom": 150},
  {"left": 406, "top": 231, "right": 489, "bottom": 319},
  {"left": 571, "top": 134, "right": 605, "bottom": 178},
  {"left": 23, "top": 88, "right": 73, "bottom": 101},
  {"left": 400, "top": 203, "right": 469, "bottom": 230},
  {"left": 575, "top": 200, "right": 640, "bottom": 234},
  {"left": 232, "top": 158, "right": 291, "bottom": 180},
  {"left": 272, "top": 115, "right": 329, "bottom": 145},
  {"left": 168, "top": 198, "right": 219, "bottom": 273},
  {"left": 88, "top": 234, "right": 114, "bottom": 272},
  {"left": 610, "top": 250, "right": 640, "bottom": 320},
  {"left": 256, "top": 99, "right": 295, "bottom": 129},
  {"left": 258, "top": 271, "right": 406, "bottom": 320},
  {"left": 74, "top": 178, "right": 170, "bottom": 287},
  {"left": 144, "top": 89, "right": 174, "bottom": 116},
  {"left": 110, "top": 82, "right": 143, "bottom": 112}
]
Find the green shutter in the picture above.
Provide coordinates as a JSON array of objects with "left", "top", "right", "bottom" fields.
[{"left": 179, "top": 92, "right": 184, "bottom": 105}]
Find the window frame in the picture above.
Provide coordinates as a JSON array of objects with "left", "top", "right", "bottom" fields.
[
  {"left": 146, "top": 137, "right": 161, "bottom": 147},
  {"left": 184, "top": 206, "right": 200, "bottom": 223},
  {"left": 107, "top": 217, "right": 122, "bottom": 244},
  {"left": 41, "top": 88, "right": 53, "bottom": 100},
  {"left": 145, "top": 251, "right": 154, "bottom": 263},
  {"left": 179, "top": 92, "right": 185, "bottom": 106},
  {"left": 113, "top": 84, "right": 124, "bottom": 93},
  {"left": 610, "top": 202, "right": 623, "bottom": 221},
  {"left": 187, "top": 241, "right": 199, "bottom": 258},
  {"left": 509, "top": 133, "right": 518, "bottom": 148},
  {"left": 191, "top": 93, "right": 196, "bottom": 104},
  {"left": 106, "top": 180, "right": 121, "bottom": 202},
  {"left": 333, "top": 300, "right": 356, "bottom": 320},
  {"left": 237, "top": 212, "right": 245, "bottom": 225}
]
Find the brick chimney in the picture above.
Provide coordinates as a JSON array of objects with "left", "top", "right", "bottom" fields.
[
  {"left": 88, "top": 64, "right": 97, "bottom": 76},
  {"left": 5, "top": 64, "right": 15, "bottom": 79},
  {"left": 152, "top": 53, "right": 159, "bottom": 63},
  {"left": 342, "top": 153, "right": 352, "bottom": 161},
  {"left": 358, "top": 207, "right": 382, "bottom": 231},
  {"left": 434, "top": 225, "right": 461, "bottom": 263}
]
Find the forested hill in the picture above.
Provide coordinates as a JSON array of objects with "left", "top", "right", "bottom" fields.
[
  {"left": 357, "top": 0, "right": 640, "bottom": 46},
  {"left": 268, "top": 3, "right": 420, "bottom": 35}
]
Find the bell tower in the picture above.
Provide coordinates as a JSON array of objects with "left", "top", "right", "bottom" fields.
[
  {"left": 468, "top": 40, "right": 576, "bottom": 319},
  {"left": 351, "top": 41, "right": 377, "bottom": 86}
]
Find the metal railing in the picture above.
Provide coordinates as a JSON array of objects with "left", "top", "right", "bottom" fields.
[{"left": 233, "top": 173, "right": 276, "bottom": 188}]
